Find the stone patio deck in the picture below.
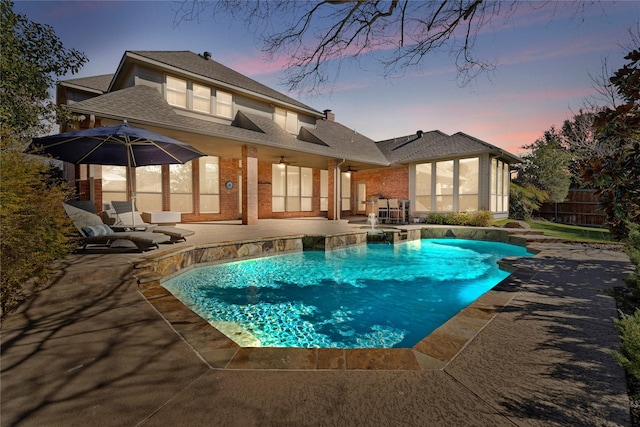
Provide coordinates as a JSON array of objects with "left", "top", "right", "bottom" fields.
[{"left": 1, "top": 219, "right": 633, "bottom": 426}]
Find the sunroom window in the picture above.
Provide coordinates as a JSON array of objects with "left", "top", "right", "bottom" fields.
[
  {"left": 491, "top": 159, "right": 510, "bottom": 213},
  {"left": 414, "top": 158, "right": 481, "bottom": 212}
]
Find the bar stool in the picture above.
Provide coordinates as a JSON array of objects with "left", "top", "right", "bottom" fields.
[
  {"left": 388, "top": 199, "right": 402, "bottom": 223},
  {"left": 377, "top": 198, "right": 389, "bottom": 223}
]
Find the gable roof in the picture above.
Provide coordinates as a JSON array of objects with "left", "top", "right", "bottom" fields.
[
  {"left": 112, "top": 51, "right": 322, "bottom": 117},
  {"left": 377, "top": 131, "right": 521, "bottom": 164},
  {"left": 64, "top": 85, "right": 390, "bottom": 166},
  {"left": 60, "top": 74, "right": 114, "bottom": 94},
  {"left": 58, "top": 50, "right": 520, "bottom": 167}
]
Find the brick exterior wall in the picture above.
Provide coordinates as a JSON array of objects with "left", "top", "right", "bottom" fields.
[
  {"left": 348, "top": 166, "right": 409, "bottom": 215},
  {"left": 73, "top": 155, "right": 414, "bottom": 222}
]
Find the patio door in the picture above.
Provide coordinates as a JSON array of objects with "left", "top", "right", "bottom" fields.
[{"left": 356, "top": 183, "right": 366, "bottom": 214}]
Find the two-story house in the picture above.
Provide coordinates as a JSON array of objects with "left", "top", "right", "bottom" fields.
[{"left": 57, "top": 50, "right": 519, "bottom": 224}]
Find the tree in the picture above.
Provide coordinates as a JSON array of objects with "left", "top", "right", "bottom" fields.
[
  {"left": 0, "top": 0, "right": 87, "bottom": 144},
  {"left": 0, "top": 0, "right": 87, "bottom": 315},
  {"left": 579, "top": 46, "right": 640, "bottom": 239},
  {"left": 515, "top": 127, "right": 571, "bottom": 203},
  {"left": 174, "top": 0, "right": 582, "bottom": 92}
]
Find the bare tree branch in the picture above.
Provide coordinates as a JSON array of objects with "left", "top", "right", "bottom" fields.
[{"left": 173, "top": 0, "right": 588, "bottom": 93}]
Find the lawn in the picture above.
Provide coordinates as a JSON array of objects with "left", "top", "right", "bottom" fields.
[{"left": 498, "top": 220, "right": 618, "bottom": 244}]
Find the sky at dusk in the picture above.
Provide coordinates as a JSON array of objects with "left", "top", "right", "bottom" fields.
[{"left": 13, "top": 0, "right": 640, "bottom": 154}]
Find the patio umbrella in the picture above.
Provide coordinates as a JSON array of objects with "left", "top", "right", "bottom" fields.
[{"left": 28, "top": 122, "right": 206, "bottom": 225}]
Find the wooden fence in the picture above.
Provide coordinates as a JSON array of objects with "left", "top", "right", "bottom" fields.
[{"left": 535, "top": 189, "right": 606, "bottom": 227}]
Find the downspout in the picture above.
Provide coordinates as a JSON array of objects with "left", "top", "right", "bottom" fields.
[{"left": 335, "top": 159, "right": 346, "bottom": 221}]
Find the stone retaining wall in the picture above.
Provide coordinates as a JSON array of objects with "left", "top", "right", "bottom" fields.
[{"left": 134, "top": 231, "right": 369, "bottom": 287}]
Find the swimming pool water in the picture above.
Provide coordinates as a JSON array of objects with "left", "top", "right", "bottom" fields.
[{"left": 162, "top": 239, "right": 531, "bottom": 348}]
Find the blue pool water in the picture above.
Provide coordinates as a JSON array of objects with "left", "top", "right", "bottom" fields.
[{"left": 162, "top": 239, "right": 531, "bottom": 348}]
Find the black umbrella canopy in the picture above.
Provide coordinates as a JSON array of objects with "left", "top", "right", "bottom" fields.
[{"left": 28, "top": 123, "right": 206, "bottom": 166}]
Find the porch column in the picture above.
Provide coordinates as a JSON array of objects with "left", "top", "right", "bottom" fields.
[
  {"left": 242, "top": 145, "right": 258, "bottom": 225},
  {"left": 327, "top": 159, "right": 337, "bottom": 220}
]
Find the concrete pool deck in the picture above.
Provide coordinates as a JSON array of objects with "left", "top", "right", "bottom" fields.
[{"left": 1, "top": 219, "right": 634, "bottom": 426}]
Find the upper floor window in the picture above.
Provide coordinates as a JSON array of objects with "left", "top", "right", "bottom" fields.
[
  {"left": 274, "top": 107, "right": 298, "bottom": 134},
  {"left": 166, "top": 76, "right": 187, "bottom": 108},
  {"left": 193, "top": 83, "right": 211, "bottom": 114},
  {"left": 216, "top": 90, "right": 233, "bottom": 118}
]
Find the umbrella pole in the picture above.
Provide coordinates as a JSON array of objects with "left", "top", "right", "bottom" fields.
[{"left": 126, "top": 140, "right": 136, "bottom": 227}]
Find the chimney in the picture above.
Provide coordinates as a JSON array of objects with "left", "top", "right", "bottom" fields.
[
  {"left": 416, "top": 130, "right": 423, "bottom": 138},
  {"left": 323, "top": 109, "right": 335, "bottom": 121},
  {"left": 202, "top": 51, "right": 212, "bottom": 60}
]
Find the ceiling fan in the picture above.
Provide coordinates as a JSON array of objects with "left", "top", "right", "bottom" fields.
[{"left": 276, "top": 155, "right": 298, "bottom": 165}]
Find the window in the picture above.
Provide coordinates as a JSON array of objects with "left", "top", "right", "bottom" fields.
[
  {"left": 166, "top": 75, "right": 187, "bottom": 108},
  {"left": 199, "top": 156, "right": 220, "bottom": 213},
  {"left": 275, "top": 108, "right": 286, "bottom": 129},
  {"left": 101, "top": 165, "right": 127, "bottom": 203},
  {"left": 502, "top": 162, "right": 510, "bottom": 212},
  {"left": 286, "top": 111, "right": 298, "bottom": 134},
  {"left": 193, "top": 83, "right": 211, "bottom": 114},
  {"left": 301, "top": 167, "right": 313, "bottom": 211},
  {"left": 490, "top": 159, "right": 510, "bottom": 213},
  {"left": 414, "top": 157, "right": 480, "bottom": 212},
  {"left": 415, "top": 162, "right": 432, "bottom": 211},
  {"left": 271, "top": 164, "right": 313, "bottom": 212},
  {"left": 458, "top": 158, "right": 479, "bottom": 211},
  {"left": 216, "top": 90, "right": 233, "bottom": 118},
  {"left": 435, "top": 160, "right": 454, "bottom": 211},
  {"left": 286, "top": 166, "right": 301, "bottom": 211},
  {"left": 170, "top": 163, "right": 193, "bottom": 213},
  {"left": 320, "top": 170, "right": 328, "bottom": 211},
  {"left": 135, "top": 165, "right": 162, "bottom": 212},
  {"left": 341, "top": 172, "right": 351, "bottom": 211},
  {"left": 274, "top": 107, "right": 298, "bottom": 134},
  {"left": 272, "top": 163, "right": 286, "bottom": 212}
]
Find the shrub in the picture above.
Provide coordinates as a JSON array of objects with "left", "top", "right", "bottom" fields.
[
  {"left": 448, "top": 212, "right": 465, "bottom": 226},
  {"left": 613, "top": 309, "right": 640, "bottom": 382},
  {"left": 0, "top": 149, "right": 74, "bottom": 315},
  {"left": 424, "top": 211, "right": 493, "bottom": 227},
  {"left": 611, "top": 222, "right": 640, "bottom": 380},
  {"left": 425, "top": 212, "right": 446, "bottom": 225},
  {"left": 509, "top": 182, "right": 548, "bottom": 220},
  {"left": 624, "top": 222, "right": 640, "bottom": 303},
  {"left": 466, "top": 210, "right": 493, "bottom": 227}
]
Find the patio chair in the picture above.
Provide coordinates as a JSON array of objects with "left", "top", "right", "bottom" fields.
[
  {"left": 63, "top": 203, "right": 170, "bottom": 251},
  {"left": 108, "top": 201, "right": 195, "bottom": 243}
]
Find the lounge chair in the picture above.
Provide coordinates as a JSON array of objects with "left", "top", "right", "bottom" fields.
[
  {"left": 63, "top": 203, "right": 170, "bottom": 251},
  {"left": 106, "top": 201, "right": 195, "bottom": 243}
]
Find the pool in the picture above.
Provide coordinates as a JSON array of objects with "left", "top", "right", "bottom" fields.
[{"left": 162, "top": 239, "right": 532, "bottom": 348}]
